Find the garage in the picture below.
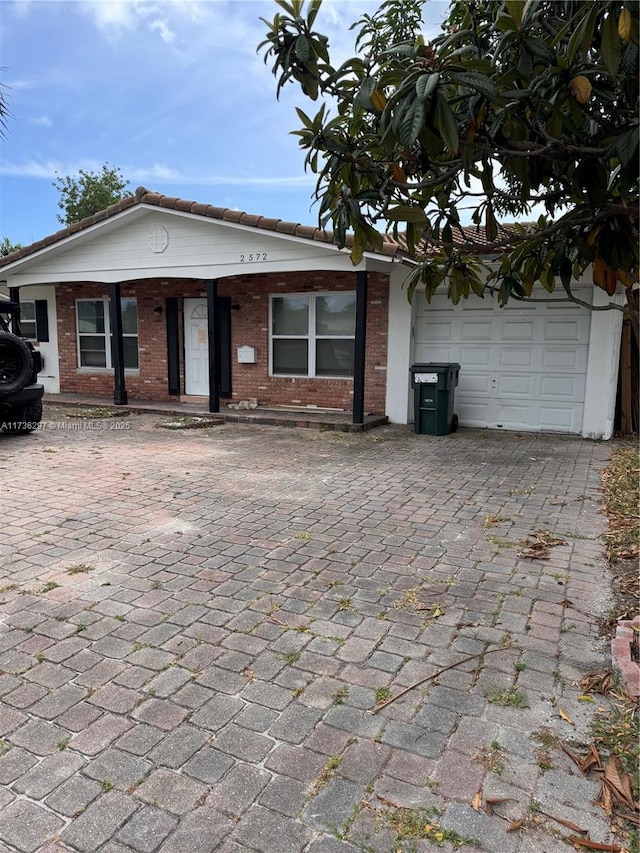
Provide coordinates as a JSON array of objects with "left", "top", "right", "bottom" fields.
[{"left": 413, "top": 292, "right": 592, "bottom": 433}]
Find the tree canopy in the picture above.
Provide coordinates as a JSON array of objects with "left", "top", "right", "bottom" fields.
[
  {"left": 259, "top": 0, "right": 639, "bottom": 324},
  {"left": 0, "top": 237, "right": 21, "bottom": 257},
  {"left": 53, "top": 163, "right": 133, "bottom": 225}
]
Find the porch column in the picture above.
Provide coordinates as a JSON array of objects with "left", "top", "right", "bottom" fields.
[
  {"left": 109, "top": 283, "right": 128, "bottom": 406},
  {"left": 206, "top": 279, "right": 220, "bottom": 413},
  {"left": 9, "top": 287, "right": 21, "bottom": 335},
  {"left": 353, "top": 270, "right": 368, "bottom": 424}
]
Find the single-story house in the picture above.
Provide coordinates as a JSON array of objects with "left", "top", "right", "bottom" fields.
[{"left": 0, "top": 187, "right": 624, "bottom": 438}]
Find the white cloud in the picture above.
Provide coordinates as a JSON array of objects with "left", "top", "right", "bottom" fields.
[
  {"left": 32, "top": 115, "right": 52, "bottom": 127},
  {"left": 0, "top": 158, "right": 314, "bottom": 189},
  {"left": 149, "top": 18, "right": 175, "bottom": 44}
]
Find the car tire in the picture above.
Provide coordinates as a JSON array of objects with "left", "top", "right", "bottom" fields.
[
  {"left": 1, "top": 400, "right": 43, "bottom": 435},
  {"left": 0, "top": 332, "right": 34, "bottom": 399}
]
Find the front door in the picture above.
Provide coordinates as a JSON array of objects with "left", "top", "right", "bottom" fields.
[{"left": 184, "top": 298, "right": 231, "bottom": 397}]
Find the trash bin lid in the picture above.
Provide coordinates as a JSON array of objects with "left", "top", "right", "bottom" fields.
[{"left": 410, "top": 363, "right": 461, "bottom": 371}]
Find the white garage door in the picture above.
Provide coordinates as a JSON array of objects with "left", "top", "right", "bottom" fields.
[{"left": 413, "top": 294, "right": 591, "bottom": 433}]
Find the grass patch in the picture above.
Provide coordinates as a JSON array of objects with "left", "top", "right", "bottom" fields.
[
  {"left": 601, "top": 441, "right": 639, "bottom": 624},
  {"left": 591, "top": 701, "right": 639, "bottom": 796}
]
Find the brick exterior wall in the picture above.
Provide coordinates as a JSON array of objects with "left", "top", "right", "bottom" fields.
[{"left": 55, "top": 271, "right": 389, "bottom": 414}]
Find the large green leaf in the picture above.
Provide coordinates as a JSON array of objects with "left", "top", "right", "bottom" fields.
[
  {"left": 600, "top": 12, "right": 622, "bottom": 77},
  {"left": 434, "top": 95, "right": 459, "bottom": 153},
  {"left": 448, "top": 71, "right": 498, "bottom": 101},
  {"left": 616, "top": 125, "right": 639, "bottom": 167},
  {"left": 295, "top": 34, "right": 312, "bottom": 64},
  {"left": 415, "top": 73, "right": 439, "bottom": 102},
  {"left": 398, "top": 100, "right": 425, "bottom": 149},
  {"left": 504, "top": 0, "right": 524, "bottom": 30},
  {"left": 385, "top": 205, "right": 427, "bottom": 223}
]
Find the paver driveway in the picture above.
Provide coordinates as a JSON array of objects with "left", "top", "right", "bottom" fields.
[{"left": 0, "top": 414, "right": 618, "bottom": 853}]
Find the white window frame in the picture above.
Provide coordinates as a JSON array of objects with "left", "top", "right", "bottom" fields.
[
  {"left": 76, "top": 297, "right": 139, "bottom": 371},
  {"left": 18, "top": 300, "right": 37, "bottom": 341},
  {"left": 269, "top": 291, "right": 356, "bottom": 379}
]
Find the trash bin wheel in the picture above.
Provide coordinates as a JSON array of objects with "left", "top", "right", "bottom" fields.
[{"left": 451, "top": 414, "right": 459, "bottom": 433}]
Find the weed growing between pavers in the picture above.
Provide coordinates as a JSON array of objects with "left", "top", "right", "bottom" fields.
[
  {"left": 379, "top": 805, "right": 477, "bottom": 848},
  {"left": 331, "top": 685, "right": 349, "bottom": 704},
  {"left": 308, "top": 755, "right": 341, "bottom": 797},
  {"left": 487, "top": 688, "right": 528, "bottom": 708},
  {"left": 474, "top": 743, "right": 505, "bottom": 774},
  {"left": 65, "top": 564, "right": 93, "bottom": 575},
  {"left": 375, "top": 686, "right": 392, "bottom": 704}
]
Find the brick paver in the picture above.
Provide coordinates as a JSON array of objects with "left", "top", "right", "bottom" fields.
[{"left": 0, "top": 412, "right": 621, "bottom": 851}]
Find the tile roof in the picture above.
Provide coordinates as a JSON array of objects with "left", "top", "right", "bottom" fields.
[
  {"left": 0, "top": 186, "right": 518, "bottom": 270},
  {"left": 0, "top": 186, "right": 409, "bottom": 268}
]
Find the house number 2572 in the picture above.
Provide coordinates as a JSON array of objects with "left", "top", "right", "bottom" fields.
[{"left": 240, "top": 252, "right": 268, "bottom": 262}]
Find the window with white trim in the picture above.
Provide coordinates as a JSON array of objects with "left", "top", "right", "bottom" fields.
[
  {"left": 19, "top": 301, "right": 37, "bottom": 340},
  {"left": 76, "top": 298, "right": 139, "bottom": 370},
  {"left": 270, "top": 292, "right": 356, "bottom": 378}
]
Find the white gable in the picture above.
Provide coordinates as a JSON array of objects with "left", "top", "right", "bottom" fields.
[{"left": 2, "top": 206, "right": 387, "bottom": 286}]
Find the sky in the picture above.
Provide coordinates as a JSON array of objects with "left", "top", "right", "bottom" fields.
[{"left": 0, "top": 0, "right": 448, "bottom": 248}]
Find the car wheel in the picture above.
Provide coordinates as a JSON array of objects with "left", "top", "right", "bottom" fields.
[{"left": 0, "top": 332, "right": 34, "bottom": 399}]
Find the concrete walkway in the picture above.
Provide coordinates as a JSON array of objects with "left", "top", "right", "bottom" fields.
[{"left": 0, "top": 414, "right": 618, "bottom": 852}]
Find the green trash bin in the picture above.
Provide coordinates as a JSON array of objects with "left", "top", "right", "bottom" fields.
[{"left": 410, "top": 363, "right": 460, "bottom": 435}]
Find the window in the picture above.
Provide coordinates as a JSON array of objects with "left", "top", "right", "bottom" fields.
[
  {"left": 271, "top": 292, "right": 355, "bottom": 378},
  {"left": 76, "top": 298, "right": 138, "bottom": 370},
  {"left": 19, "top": 301, "right": 37, "bottom": 340}
]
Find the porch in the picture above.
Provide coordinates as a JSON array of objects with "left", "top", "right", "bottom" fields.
[{"left": 47, "top": 393, "right": 388, "bottom": 432}]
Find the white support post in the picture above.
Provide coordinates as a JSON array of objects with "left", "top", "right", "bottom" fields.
[
  {"left": 385, "top": 266, "right": 414, "bottom": 424},
  {"left": 582, "top": 288, "right": 624, "bottom": 439}
]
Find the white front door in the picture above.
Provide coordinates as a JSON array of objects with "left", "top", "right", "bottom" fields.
[{"left": 184, "top": 298, "right": 209, "bottom": 396}]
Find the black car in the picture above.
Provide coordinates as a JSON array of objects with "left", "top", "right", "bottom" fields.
[{"left": 0, "top": 299, "right": 44, "bottom": 434}]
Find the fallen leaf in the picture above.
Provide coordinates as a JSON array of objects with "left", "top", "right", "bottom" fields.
[
  {"left": 603, "top": 756, "right": 635, "bottom": 808},
  {"left": 580, "top": 743, "right": 603, "bottom": 774},
  {"left": 566, "top": 838, "right": 622, "bottom": 851},
  {"left": 558, "top": 707, "right": 575, "bottom": 725},
  {"left": 538, "top": 809, "right": 587, "bottom": 833},
  {"left": 596, "top": 780, "right": 613, "bottom": 818},
  {"left": 471, "top": 790, "right": 483, "bottom": 812},
  {"left": 579, "top": 671, "right": 613, "bottom": 695},
  {"left": 506, "top": 819, "right": 524, "bottom": 831},
  {"left": 577, "top": 695, "right": 595, "bottom": 703},
  {"left": 561, "top": 743, "right": 584, "bottom": 770},
  {"left": 485, "top": 797, "right": 511, "bottom": 816}
]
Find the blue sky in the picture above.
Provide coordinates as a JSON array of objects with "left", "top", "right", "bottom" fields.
[{"left": 0, "top": 0, "right": 448, "bottom": 248}]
